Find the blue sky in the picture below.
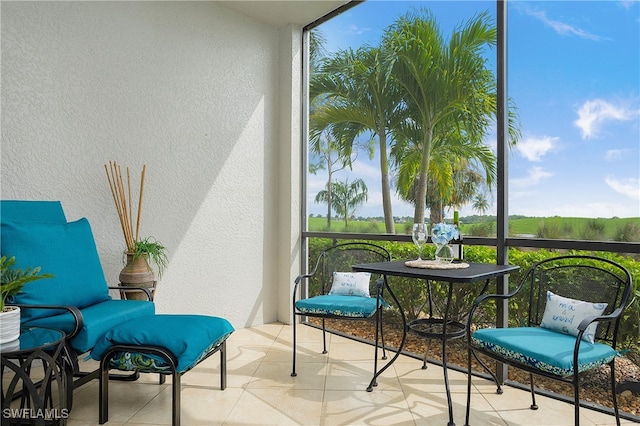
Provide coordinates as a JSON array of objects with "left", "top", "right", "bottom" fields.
[{"left": 308, "top": 0, "right": 640, "bottom": 220}]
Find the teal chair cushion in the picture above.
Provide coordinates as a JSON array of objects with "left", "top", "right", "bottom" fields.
[
  {"left": 0, "top": 200, "right": 67, "bottom": 223},
  {"left": 1, "top": 218, "right": 111, "bottom": 322},
  {"left": 296, "top": 294, "right": 386, "bottom": 318},
  {"left": 25, "top": 299, "right": 156, "bottom": 354},
  {"left": 90, "top": 314, "right": 235, "bottom": 373},
  {"left": 471, "top": 327, "right": 617, "bottom": 377}
]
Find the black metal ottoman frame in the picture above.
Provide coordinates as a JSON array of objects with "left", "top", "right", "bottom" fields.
[{"left": 98, "top": 341, "right": 227, "bottom": 426}]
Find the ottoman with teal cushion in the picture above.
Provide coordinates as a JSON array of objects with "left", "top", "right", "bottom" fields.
[{"left": 90, "top": 314, "right": 234, "bottom": 426}]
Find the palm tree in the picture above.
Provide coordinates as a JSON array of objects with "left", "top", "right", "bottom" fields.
[
  {"left": 309, "top": 29, "right": 326, "bottom": 72},
  {"left": 472, "top": 192, "right": 490, "bottom": 216},
  {"left": 310, "top": 46, "right": 400, "bottom": 233},
  {"left": 393, "top": 120, "right": 496, "bottom": 223},
  {"left": 310, "top": 127, "right": 354, "bottom": 228},
  {"left": 384, "top": 10, "right": 513, "bottom": 224},
  {"left": 308, "top": 29, "right": 357, "bottom": 228},
  {"left": 315, "top": 178, "right": 368, "bottom": 228}
]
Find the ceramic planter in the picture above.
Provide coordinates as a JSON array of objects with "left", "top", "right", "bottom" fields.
[{"left": 0, "top": 306, "right": 21, "bottom": 344}]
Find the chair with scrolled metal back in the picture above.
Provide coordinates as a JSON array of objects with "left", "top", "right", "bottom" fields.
[
  {"left": 291, "top": 242, "right": 391, "bottom": 391},
  {"left": 465, "top": 255, "right": 633, "bottom": 426}
]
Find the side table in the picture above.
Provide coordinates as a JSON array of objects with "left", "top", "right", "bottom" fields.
[{"left": 1, "top": 327, "right": 69, "bottom": 425}]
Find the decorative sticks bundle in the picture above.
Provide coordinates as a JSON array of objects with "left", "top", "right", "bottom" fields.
[{"left": 104, "top": 161, "right": 146, "bottom": 253}]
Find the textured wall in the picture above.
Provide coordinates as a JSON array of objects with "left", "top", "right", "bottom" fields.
[{"left": 1, "top": 1, "right": 301, "bottom": 328}]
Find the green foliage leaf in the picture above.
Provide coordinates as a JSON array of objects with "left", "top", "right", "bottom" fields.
[{"left": 1, "top": 256, "right": 54, "bottom": 311}]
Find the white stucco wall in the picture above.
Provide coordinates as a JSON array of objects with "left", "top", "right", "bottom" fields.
[{"left": 1, "top": 1, "right": 302, "bottom": 329}]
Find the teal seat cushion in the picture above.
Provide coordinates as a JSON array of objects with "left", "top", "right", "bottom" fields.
[
  {"left": 295, "top": 294, "right": 385, "bottom": 318},
  {"left": 25, "top": 300, "right": 155, "bottom": 354},
  {"left": 1, "top": 218, "right": 111, "bottom": 322},
  {"left": 90, "top": 314, "right": 235, "bottom": 373},
  {"left": 471, "top": 327, "right": 617, "bottom": 377},
  {"left": 0, "top": 200, "right": 67, "bottom": 223}
]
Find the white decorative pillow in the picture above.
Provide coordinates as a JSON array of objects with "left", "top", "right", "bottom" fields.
[
  {"left": 329, "top": 272, "right": 372, "bottom": 297},
  {"left": 540, "top": 291, "right": 607, "bottom": 344}
]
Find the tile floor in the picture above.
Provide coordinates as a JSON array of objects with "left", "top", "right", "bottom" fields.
[{"left": 56, "top": 323, "right": 635, "bottom": 425}]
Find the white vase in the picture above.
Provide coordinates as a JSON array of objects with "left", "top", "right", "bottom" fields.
[{"left": 0, "top": 306, "right": 21, "bottom": 344}]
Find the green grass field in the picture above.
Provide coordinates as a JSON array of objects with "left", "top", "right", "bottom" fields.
[{"left": 308, "top": 216, "right": 640, "bottom": 241}]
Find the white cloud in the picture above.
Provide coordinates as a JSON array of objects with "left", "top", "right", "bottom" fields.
[
  {"left": 604, "top": 149, "right": 626, "bottom": 161},
  {"left": 519, "top": 5, "right": 609, "bottom": 41},
  {"left": 574, "top": 99, "right": 636, "bottom": 139},
  {"left": 619, "top": 1, "right": 636, "bottom": 10},
  {"left": 511, "top": 166, "right": 553, "bottom": 189},
  {"left": 344, "top": 24, "right": 371, "bottom": 36},
  {"left": 605, "top": 176, "right": 640, "bottom": 201},
  {"left": 516, "top": 135, "right": 558, "bottom": 161},
  {"left": 349, "top": 160, "right": 381, "bottom": 180}
]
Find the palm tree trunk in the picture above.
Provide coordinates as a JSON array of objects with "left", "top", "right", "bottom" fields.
[
  {"left": 413, "top": 131, "right": 432, "bottom": 224},
  {"left": 326, "top": 157, "right": 332, "bottom": 228},
  {"left": 378, "top": 130, "right": 395, "bottom": 233}
]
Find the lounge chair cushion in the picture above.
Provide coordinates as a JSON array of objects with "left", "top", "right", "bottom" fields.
[
  {"left": 25, "top": 299, "right": 155, "bottom": 353},
  {"left": 1, "top": 218, "right": 111, "bottom": 322},
  {"left": 296, "top": 294, "right": 385, "bottom": 318},
  {"left": 0, "top": 200, "right": 67, "bottom": 223},
  {"left": 90, "top": 314, "right": 235, "bottom": 373},
  {"left": 471, "top": 327, "right": 617, "bottom": 377}
]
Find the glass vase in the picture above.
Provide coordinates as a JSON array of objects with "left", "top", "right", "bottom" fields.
[{"left": 434, "top": 242, "right": 454, "bottom": 263}]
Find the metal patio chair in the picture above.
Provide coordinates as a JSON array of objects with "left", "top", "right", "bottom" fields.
[
  {"left": 465, "top": 255, "right": 632, "bottom": 426},
  {"left": 291, "top": 242, "right": 391, "bottom": 391}
]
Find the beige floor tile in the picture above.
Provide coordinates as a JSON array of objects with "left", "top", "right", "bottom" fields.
[
  {"left": 228, "top": 324, "right": 283, "bottom": 345},
  {"left": 394, "top": 360, "right": 471, "bottom": 396},
  {"left": 321, "top": 389, "right": 415, "bottom": 425},
  {"left": 324, "top": 361, "right": 400, "bottom": 392},
  {"left": 129, "top": 385, "right": 244, "bottom": 425},
  {"left": 405, "top": 388, "right": 505, "bottom": 426},
  {"left": 480, "top": 386, "right": 603, "bottom": 426},
  {"left": 249, "top": 360, "right": 328, "bottom": 390},
  {"left": 66, "top": 380, "right": 167, "bottom": 424},
  {"left": 226, "top": 340, "right": 273, "bottom": 363},
  {"left": 287, "top": 339, "right": 333, "bottom": 364},
  {"left": 282, "top": 324, "right": 334, "bottom": 344},
  {"left": 325, "top": 341, "right": 385, "bottom": 363},
  {"left": 222, "top": 388, "right": 324, "bottom": 425},
  {"left": 32, "top": 323, "right": 628, "bottom": 426}
]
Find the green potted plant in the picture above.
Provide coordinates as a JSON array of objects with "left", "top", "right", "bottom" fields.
[
  {"left": 118, "top": 238, "right": 168, "bottom": 301},
  {"left": 129, "top": 237, "right": 169, "bottom": 278},
  {"left": 0, "top": 256, "right": 53, "bottom": 343},
  {"left": 105, "top": 161, "right": 169, "bottom": 299}
]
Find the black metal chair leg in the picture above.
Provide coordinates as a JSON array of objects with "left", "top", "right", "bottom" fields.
[
  {"left": 173, "top": 369, "right": 181, "bottom": 426},
  {"left": 220, "top": 341, "right": 227, "bottom": 390},
  {"left": 291, "top": 318, "right": 297, "bottom": 377},
  {"left": 464, "top": 341, "right": 472, "bottom": 426},
  {"left": 321, "top": 318, "right": 328, "bottom": 354},
  {"left": 529, "top": 373, "right": 538, "bottom": 410},
  {"left": 99, "top": 362, "right": 109, "bottom": 424},
  {"left": 610, "top": 360, "right": 621, "bottom": 426}
]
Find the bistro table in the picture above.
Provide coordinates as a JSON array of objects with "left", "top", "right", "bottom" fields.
[
  {"left": 352, "top": 260, "right": 519, "bottom": 426},
  {"left": 1, "top": 327, "right": 69, "bottom": 425}
]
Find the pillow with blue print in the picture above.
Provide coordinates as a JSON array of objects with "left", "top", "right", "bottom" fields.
[
  {"left": 540, "top": 290, "right": 607, "bottom": 344},
  {"left": 329, "top": 272, "right": 372, "bottom": 297}
]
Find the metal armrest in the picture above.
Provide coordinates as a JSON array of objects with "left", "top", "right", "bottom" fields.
[
  {"left": 577, "top": 307, "right": 623, "bottom": 331},
  {"left": 109, "top": 285, "right": 154, "bottom": 301},
  {"left": 11, "top": 303, "right": 84, "bottom": 339}
]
